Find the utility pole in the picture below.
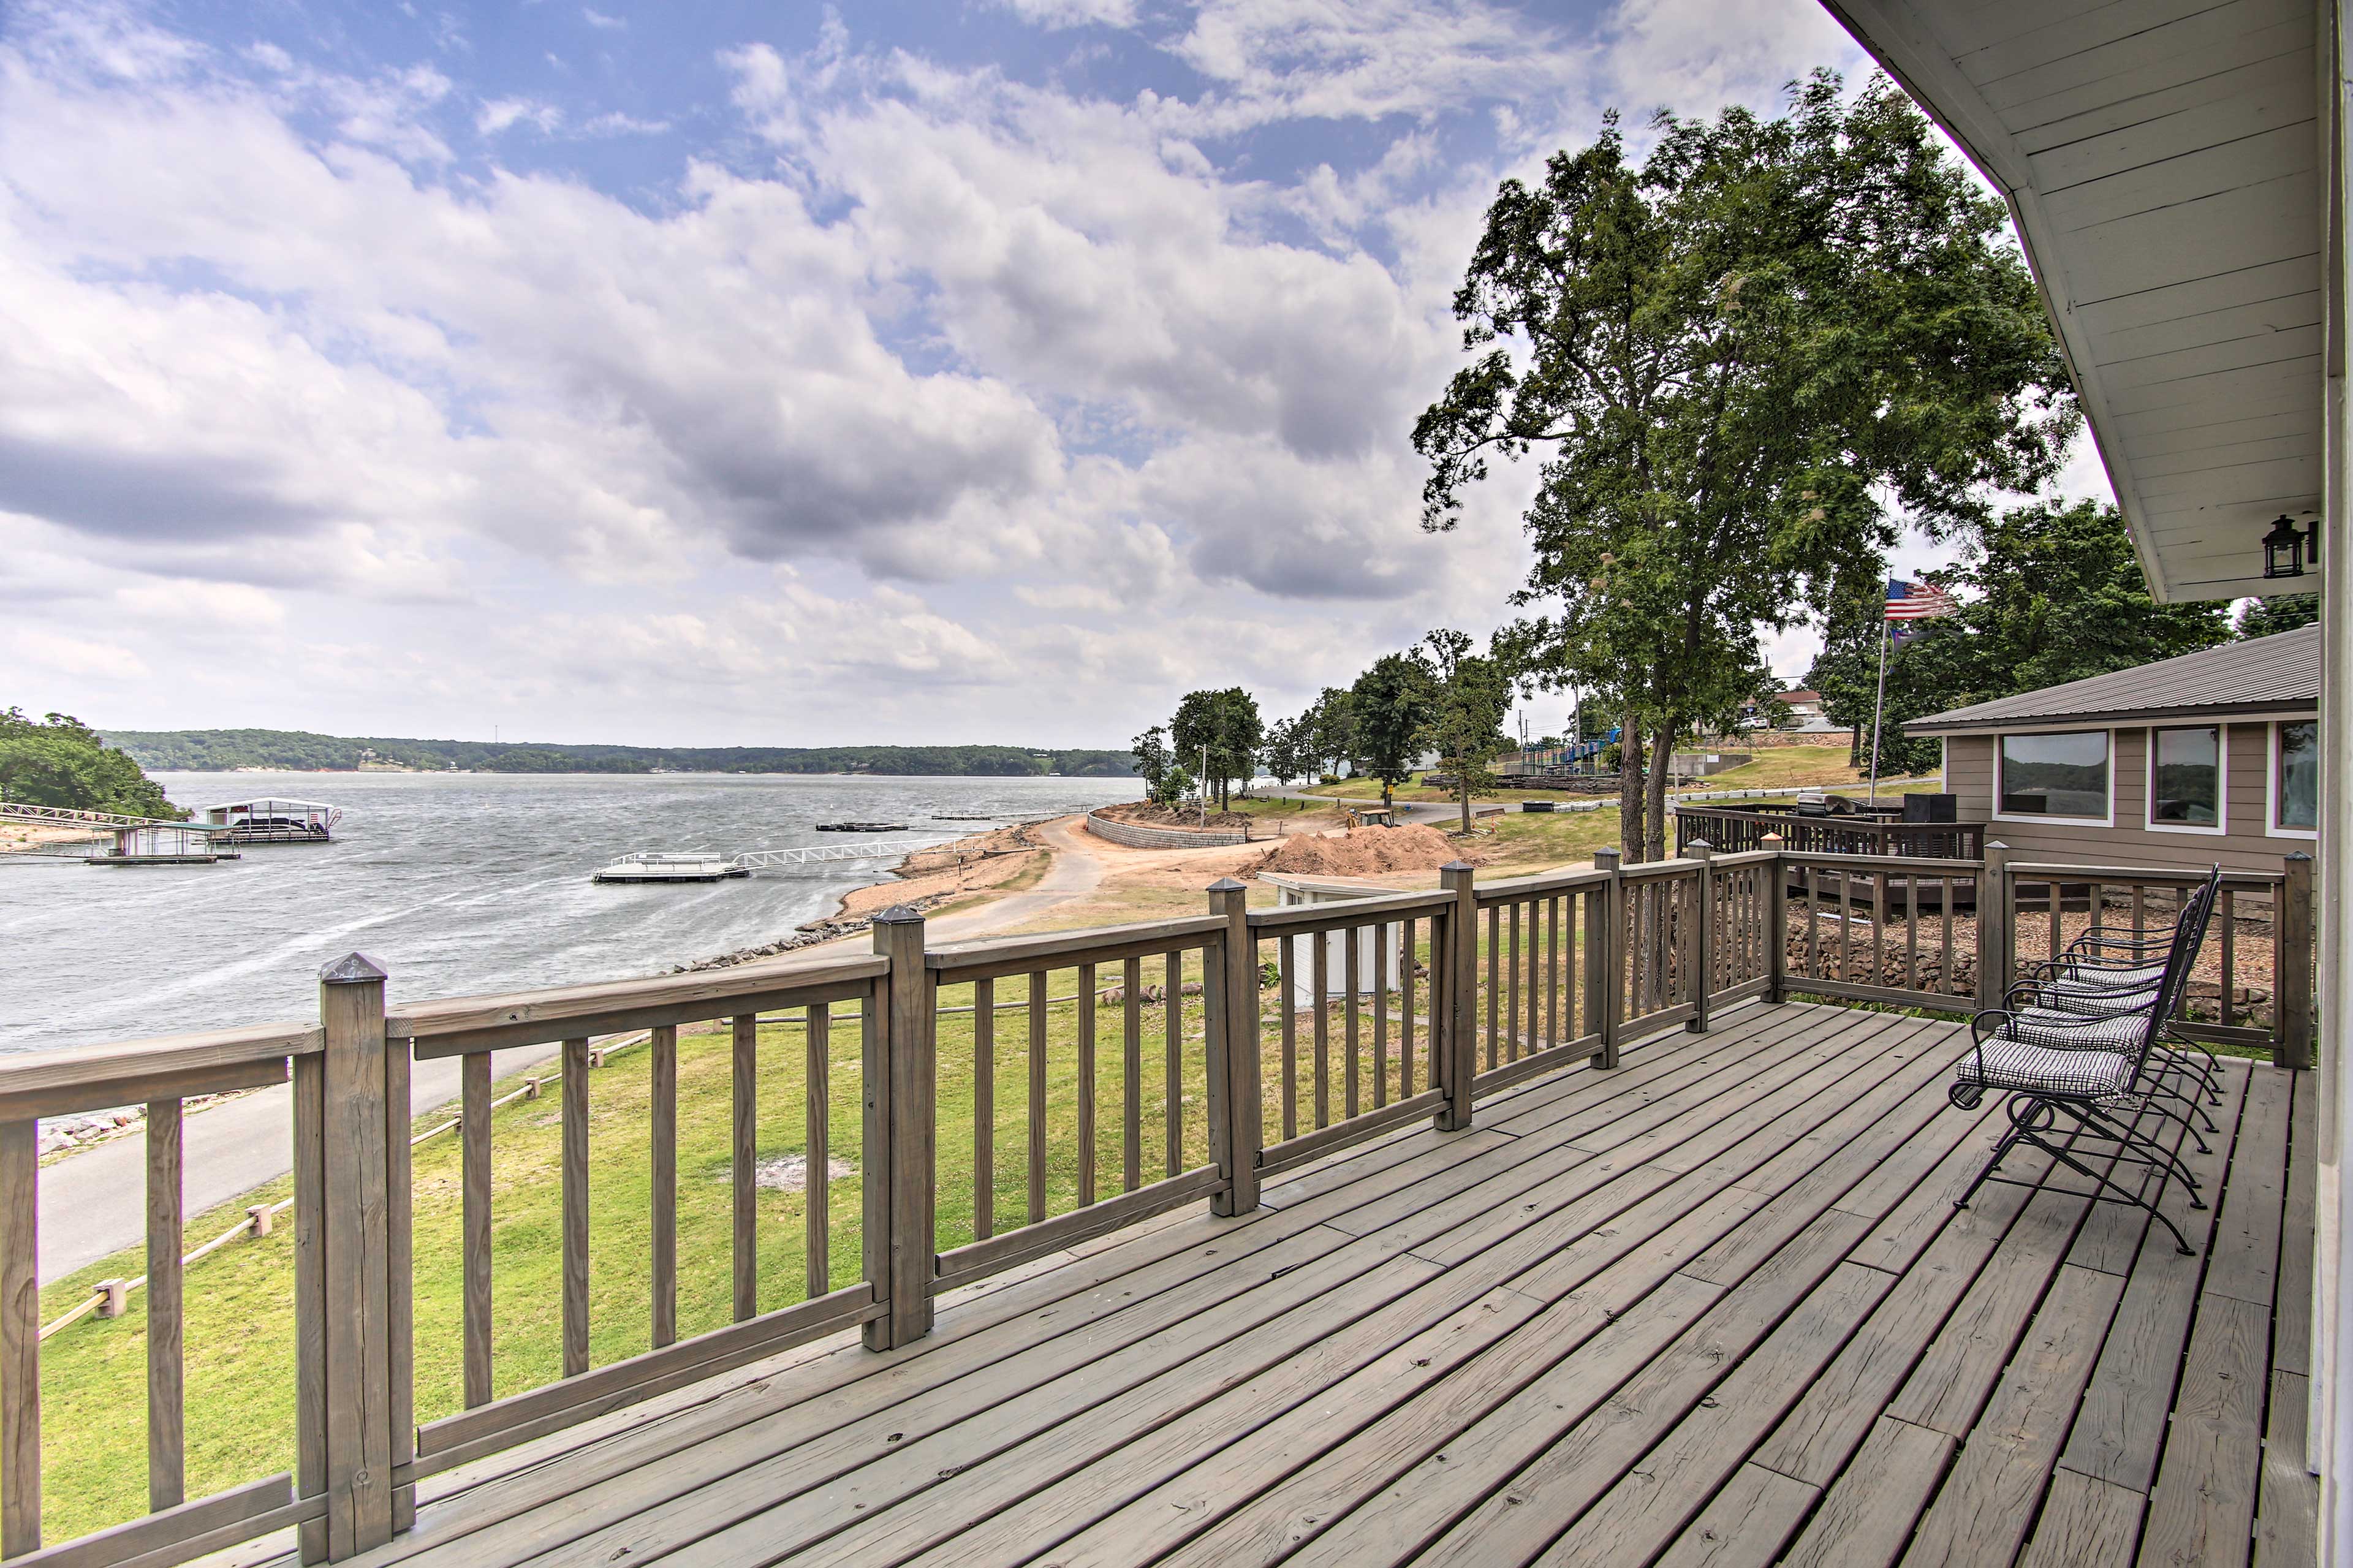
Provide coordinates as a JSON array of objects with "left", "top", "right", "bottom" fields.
[{"left": 1200, "top": 744, "right": 1210, "bottom": 828}]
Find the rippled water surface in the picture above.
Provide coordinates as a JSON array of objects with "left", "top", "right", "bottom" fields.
[{"left": 0, "top": 771, "right": 1137, "bottom": 1054}]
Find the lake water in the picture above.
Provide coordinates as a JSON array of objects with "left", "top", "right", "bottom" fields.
[{"left": 0, "top": 771, "right": 1139, "bottom": 1055}]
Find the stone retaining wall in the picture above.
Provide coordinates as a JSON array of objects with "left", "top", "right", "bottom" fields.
[{"left": 1085, "top": 806, "right": 1249, "bottom": 850}]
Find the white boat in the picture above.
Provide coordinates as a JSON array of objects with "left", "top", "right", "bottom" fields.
[{"left": 591, "top": 851, "right": 748, "bottom": 884}]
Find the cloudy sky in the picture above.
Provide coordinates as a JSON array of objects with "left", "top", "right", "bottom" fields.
[{"left": 0, "top": 0, "right": 2111, "bottom": 748}]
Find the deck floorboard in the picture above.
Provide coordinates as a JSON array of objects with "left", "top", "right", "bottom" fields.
[{"left": 302, "top": 1003, "right": 2309, "bottom": 1568}]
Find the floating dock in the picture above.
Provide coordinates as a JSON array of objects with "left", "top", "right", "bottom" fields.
[{"left": 591, "top": 852, "right": 749, "bottom": 884}]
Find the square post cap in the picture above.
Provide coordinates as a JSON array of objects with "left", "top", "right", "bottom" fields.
[
  {"left": 1206, "top": 877, "right": 1248, "bottom": 893},
  {"left": 872, "top": 904, "right": 925, "bottom": 925},
  {"left": 319, "top": 952, "right": 387, "bottom": 985}
]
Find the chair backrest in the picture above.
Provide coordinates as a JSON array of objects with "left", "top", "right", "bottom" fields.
[{"left": 2132, "top": 867, "right": 2223, "bottom": 1058}]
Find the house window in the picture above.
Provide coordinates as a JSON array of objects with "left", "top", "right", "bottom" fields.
[
  {"left": 1998, "top": 730, "right": 2109, "bottom": 819},
  {"left": 2276, "top": 721, "right": 2319, "bottom": 831},
  {"left": 2148, "top": 726, "right": 2222, "bottom": 830}
]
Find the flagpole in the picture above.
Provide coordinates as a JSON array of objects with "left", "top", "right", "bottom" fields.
[{"left": 1868, "top": 615, "right": 1890, "bottom": 805}]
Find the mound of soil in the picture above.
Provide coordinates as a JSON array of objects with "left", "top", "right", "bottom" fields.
[
  {"left": 1254, "top": 824, "right": 1480, "bottom": 878},
  {"left": 1096, "top": 801, "right": 1256, "bottom": 830}
]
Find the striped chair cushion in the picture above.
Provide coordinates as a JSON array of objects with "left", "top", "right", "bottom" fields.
[
  {"left": 1956, "top": 1039, "right": 2135, "bottom": 1098},
  {"left": 2053, "top": 959, "right": 2164, "bottom": 990},
  {"left": 2036, "top": 979, "right": 2162, "bottom": 1020},
  {"left": 1999, "top": 1007, "right": 2152, "bottom": 1054}
]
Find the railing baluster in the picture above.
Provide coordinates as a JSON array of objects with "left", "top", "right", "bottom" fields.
[
  {"left": 1806, "top": 865, "right": 1821, "bottom": 982},
  {"left": 1, "top": 1121, "right": 36, "bottom": 1558},
  {"left": 465, "top": 1050, "right": 499, "bottom": 1389},
  {"left": 1506, "top": 900, "right": 1521, "bottom": 1061},
  {"left": 808, "top": 1003, "right": 833, "bottom": 1290},
  {"left": 1484, "top": 905, "right": 1499, "bottom": 1070},
  {"left": 564, "top": 1035, "right": 592, "bottom": 1371},
  {"left": 731, "top": 1016, "right": 757, "bottom": 1323},
  {"left": 293, "top": 1042, "right": 326, "bottom": 1564},
  {"left": 1870, "top": 869, "right": 1887, "bottom": 987},
  {"left": 1123, "top": 958, "right": 1143, "bottom": 1193},
  {"left": 2218, "top": 890, "right": 2237, "bottom": 1029},
  {"left": 970, "top": 987, "right": 992, "bottom": 1245},
  {"left": 1400, "top": 918, "right": 1417, "bottom": 1098},
  {"left": 1165, "top": 950, "right": 1184, "bottom": 1176},
  {"left": 1939, "top": 877, "right": 1953, "bottom": 996},
  {"left": 1312, "top": 933, "right": 1331, "bottom": 1129},
  {"left": 1343, "top": 924, "right": 1362, "bottom": 1118},
  {"left": 2048, "top": 879, "right": 2062, "bottom": 966},
  {"left": 146, "top": 1095, "right": 185, "bottom": 1512},
  {"left": 1274, "top": 940, "right": 1296, "bottom": 1142},
  {"left": 1077, "top": 963, "right": 1097, "bottom": 1208},
  {"left": 1371, "top": 922, "right": 1389, "bottom": 1110},
  {"left": 1027, "top": 972, "right": 1047, "bottom": 1227},
  {"left": 1545, "top": 897, "right": 1561, "bottom": 1050}
]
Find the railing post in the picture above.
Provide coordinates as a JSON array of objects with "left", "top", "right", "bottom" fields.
[
  {"left": 1976, "top": 842, "right": 2011, "bottom": 1012},
  {"left": 1686, "top": 841, "right": 1714, "bottom": 1032},
  {"left": 313, "top": 953, "right": 397, "bottom": 1561},
  {"left": 865, "top": 907, "right": 934, "bottom": 1350},
  {"left": 2279, "top": 850, "right": 2316, "bottom": 1070},
  {"left": 1438, "top": 862, "right": 1478, "bottom": 1130},
  {"left": 1761, "top": 833, "right": 1787, "bottom": 1004},
  {"left": 1207, "top": 879, "right": 1262, "bottom": 1214},
  {"left": 1593, "top": 848, "right": 1623, "bottom": 1069}
]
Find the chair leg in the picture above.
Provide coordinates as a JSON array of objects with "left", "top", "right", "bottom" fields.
[
  {"left": 1954, "top": 1124, "right": 2026, "bottom": 1212},
  {"left": 2037, "top": 1121, "right": 2198, "bottom": 1256},
  {"left": 2075, "top": 1102, "right": 2205, "bottom": 1211}
]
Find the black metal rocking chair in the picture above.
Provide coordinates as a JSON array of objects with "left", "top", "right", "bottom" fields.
[{"left": 1949, "top": 866, "right": 2222, "bottom": 1256}]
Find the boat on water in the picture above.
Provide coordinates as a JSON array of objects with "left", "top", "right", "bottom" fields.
[
  {"left": 199, "top": 797, "right": 343, "bottom": 843},
  {"left": 591, "top": 851, "right": 748, "bottom": 884}
]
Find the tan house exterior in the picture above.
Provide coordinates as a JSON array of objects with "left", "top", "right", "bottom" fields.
[{"left": 1908, "top": 625, "right": 2320, "bottom": 877}]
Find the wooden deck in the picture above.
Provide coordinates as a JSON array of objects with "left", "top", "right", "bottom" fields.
[{"left": 311, "top": 1001, "right": 2315, "bottom": 1568}]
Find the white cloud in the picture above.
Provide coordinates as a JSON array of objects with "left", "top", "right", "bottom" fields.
[
  {"left": 985, "top": 0, "right": 1141, "bottom": 29},
  {"left": 477, "top": 96, "right": 561, "bottom": 135},
  {"left": 582, "top": 9, "right": 626, "bottom": 31}
]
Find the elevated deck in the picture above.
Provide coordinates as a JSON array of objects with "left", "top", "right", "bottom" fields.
[{"left": 314, "top": 1002, "right": 2313, "bottom": 1568}]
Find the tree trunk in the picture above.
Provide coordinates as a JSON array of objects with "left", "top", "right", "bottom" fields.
[
  {"left": 1618, "top": 704, "right": 1646, "bottom": 862},
  {"left": 1645, "top": 721, "right": 1673, "bottom": 863},
  {"left": 1458, "top": 760, "right": 1472, "bottom": 836}
]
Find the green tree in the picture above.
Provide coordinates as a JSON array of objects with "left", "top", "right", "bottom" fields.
[
  {"left": 1413, "top": 72, "right": 2077, "bottom": 859},
  {"left": 1131, "top": 727, "right": 1172, "bottom": 800},
  {"left": 1298, "top": 687, "right": 1357, "bottom": 778},
  {"left": 2237, "top": 592, "right": 2321, "bottom": 639},
  {"left": 1260, "top": 716, "right": 1313, "bottom": 787},
  {"left": 1350, "top": 654, "right": 1434, "bottom": 812},
  {"left": 1169, "top": 688, "right": 1263, "bottom": 809},
  {"left": 0, "top": 710, "right": 183, "bottom": 818},
  {"left": 1420, "top": 630, "right": 1514, "bottom": 834}
]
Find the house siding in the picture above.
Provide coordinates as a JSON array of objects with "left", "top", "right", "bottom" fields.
[{"left": 1944, "top": 724, "right": 2309, "bottom": 877}]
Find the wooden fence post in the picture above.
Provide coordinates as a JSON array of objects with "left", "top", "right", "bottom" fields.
[
  {"left": 2279, "top": 850, "right": 2316, "bottom": 1070},
  {"left": 1438, "top": 862, "right": 1478, "bottom": 1131},
  {"left": 1761, "top": 833, "right": 1787, "bottom": 1004},
  {"left": 1593, "top": 849, "right": 1623, "bottom": 1069},
  {"left": 865, "top": 907, "right": 933, "bottom": 1350},
  {"left": 1686, "top": 841, "right": 1714, "bottom": 1034},
  {"left": 315, "top": 953, "right": 396, "bottom": 1560},
  {"left": 1976, "top": 842, "right": 2011, "bottom": 1013},
  {"left": 1207, "top": 879, "right": 1262, "bottom": 1215}
]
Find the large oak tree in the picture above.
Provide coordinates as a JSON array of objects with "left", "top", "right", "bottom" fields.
[{"left": 1414, "top": 72, "right": 2078, "bottom": 859}]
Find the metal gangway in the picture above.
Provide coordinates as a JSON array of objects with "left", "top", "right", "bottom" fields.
[
  {"left": 0, "top": 800, "right": 213, "bottom": 831},
  {"left": 729, "top": 840, "right": 900, "bottom": 869}
]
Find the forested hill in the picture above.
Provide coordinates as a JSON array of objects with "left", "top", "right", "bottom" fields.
[{"left": 105, "top": 729, "right": 1135, "bottom": 778}]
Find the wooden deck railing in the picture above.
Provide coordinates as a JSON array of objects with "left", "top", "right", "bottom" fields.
[
  {"left": 0, "top": 840, "right": 2315, "bottom": 1565},
  {"left": 1673, "top": 802, "right": 1984, "bottom": 860}
]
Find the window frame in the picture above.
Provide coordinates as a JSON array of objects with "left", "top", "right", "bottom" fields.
[
  {"left": 2267, "top": 719, "right": 2320, "bottom": 839},
  {"left": 1991, "top": 727, "right": 2115, "bottom": 827},
  {"left": 2145, "top": 724, "right": 2227, "bottom": 836}
]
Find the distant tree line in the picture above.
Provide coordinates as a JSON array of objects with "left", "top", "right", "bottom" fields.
[
  {"left": 0, "top": 709, "right": 183, "bottom": 818},
  {"left": 100, "top": 729, "right": 1136, "bottom": 778},
  {"left": 1131, "top": 627, "right": 1515, "bottom": 832}
]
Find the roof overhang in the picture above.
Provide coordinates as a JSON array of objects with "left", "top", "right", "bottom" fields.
[
  {"left": 1817, "top": 0, "right": 2329, "bottom": 603},
  {"left": 1908, "top": 704, "right": 2321, "bottom": 737}
]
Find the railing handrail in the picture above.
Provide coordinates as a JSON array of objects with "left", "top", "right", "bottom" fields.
[
  {"left": 924, "top": 913, "right": 1225, "bottom": 983},
  {"left": 0, "top": 1023, "right": 321, "bottom": 1124},
  {"left": 2003, "top": 861, "right": 2284, "bottom": 888}
]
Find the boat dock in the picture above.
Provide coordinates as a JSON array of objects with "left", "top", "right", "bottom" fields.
[
  {"left": 0, "top": 801, "right": 241, "bottom": 866},
  {"left": 592, "top": 839, "right": 906, "bottom": 883}
]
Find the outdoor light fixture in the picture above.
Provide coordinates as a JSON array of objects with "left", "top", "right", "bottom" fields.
[{"left": 2262, "top": 513, "right": 2321, "bottom": 579}]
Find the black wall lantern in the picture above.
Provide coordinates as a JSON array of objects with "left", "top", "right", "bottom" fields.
[{"left": 2263, "top": 513, "right": 2321, "bottom": 579}]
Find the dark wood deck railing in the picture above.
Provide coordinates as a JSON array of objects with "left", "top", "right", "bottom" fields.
[
  {"left": 1673, "top": 801, "right": 1984, "bottom": 860},
  {"left": 0, "top": 839, "right": 2314, "bottom": 1565}
]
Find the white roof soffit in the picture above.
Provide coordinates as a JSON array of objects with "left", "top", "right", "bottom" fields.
[{"left": 1817, "top": 0, "right": 2327, "bottom": 604}]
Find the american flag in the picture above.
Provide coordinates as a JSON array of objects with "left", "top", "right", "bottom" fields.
[{"left": 1884, "top": 578, "right": 1958, "bottom": 621}]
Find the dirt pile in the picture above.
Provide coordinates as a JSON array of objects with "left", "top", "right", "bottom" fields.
[
  {"left": 1254, "top": 824, "right": 1479, "bottom": 878},
  {"left": 1096, "top": 801, "right": 1256, "bottom": 829}
]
